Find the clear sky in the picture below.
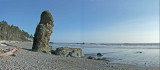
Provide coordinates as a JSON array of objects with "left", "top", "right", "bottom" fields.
[{"left": 0, "top": 0, "right": 159, "bottom": 43}]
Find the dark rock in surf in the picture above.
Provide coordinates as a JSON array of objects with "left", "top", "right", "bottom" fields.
[
  {"left": 97, "top": 53, "right": 103, "bottom": 56},
  {"left": 88, "top": 56, "right": 96, "bottom": 60},
  {"left": 136, "top": 51, "right": 142, "bottom": 53}
]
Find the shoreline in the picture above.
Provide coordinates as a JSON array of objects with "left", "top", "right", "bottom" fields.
[{"left": 0, "top": 42, "right": 159, "bottom": 70}]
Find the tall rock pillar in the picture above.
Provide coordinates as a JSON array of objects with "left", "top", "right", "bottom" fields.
[{"left": 32, "top": 10, "right": 54, "bottom": 52}]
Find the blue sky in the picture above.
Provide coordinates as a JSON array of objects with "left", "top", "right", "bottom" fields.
[{"left": 0, "top": 0, "right": 159, "bottom": 43}]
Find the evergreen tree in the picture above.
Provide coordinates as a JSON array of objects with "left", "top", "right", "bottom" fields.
[{"left": 0, "top": 20, "right": 33, "bottom": 41}]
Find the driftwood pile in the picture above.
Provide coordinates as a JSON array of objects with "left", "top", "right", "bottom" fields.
[
  {"left": 0, "top": 41, "right": 21, "bottom": 58},
  {"left": 0, "top": 47, "right": 21, "bottom": 58}
]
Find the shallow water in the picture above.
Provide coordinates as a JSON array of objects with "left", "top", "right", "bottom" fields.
[{"left": 50, "top": 43, "right": 160, "bottom": 68}]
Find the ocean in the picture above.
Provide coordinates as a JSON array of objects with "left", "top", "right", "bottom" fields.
[{"left": 50, "top": 43, "right": 160, "bottom": 68}]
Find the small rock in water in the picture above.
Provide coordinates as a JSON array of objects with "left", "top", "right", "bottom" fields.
[
  {"left": 97, "top": 53, "right": 103, "bottom": 56},
  {"left": 49, "top": 42, "right": 54, "bottom": 44},
  {"left": 136, "top": 51, "right": 142, "bottom": 53},
  {"left": 87, "top": 56, "right": 96, "bottom": 60},
  {"left": 96, "top": 57, "right": 110, "bottom": 61}
]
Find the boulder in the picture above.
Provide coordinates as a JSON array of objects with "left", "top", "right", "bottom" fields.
[
  {"left": 55, "top": 47, "right": 84, "bottom": 57},
  {"left": 32, "top": 10, "right": 54, "bottom": 52}
]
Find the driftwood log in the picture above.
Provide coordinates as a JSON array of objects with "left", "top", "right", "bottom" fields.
[{"left": 0, "top": 48, "right": 21, "bottom": 58}]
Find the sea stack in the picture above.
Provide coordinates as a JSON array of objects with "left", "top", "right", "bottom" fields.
[{"left": 32, "top": 10, "right": 54, "bottom": 52}]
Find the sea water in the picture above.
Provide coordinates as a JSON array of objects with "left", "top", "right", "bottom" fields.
[{"left": 50, "top": 43, "right": 159, "bottom": 68}]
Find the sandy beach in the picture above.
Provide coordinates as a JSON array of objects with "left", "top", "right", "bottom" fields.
[{"left": 0, "top": 42, "right": 159, "bottom": 70}]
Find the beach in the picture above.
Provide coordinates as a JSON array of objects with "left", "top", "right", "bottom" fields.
[
  {"left": 0, "top": 42, "right": 159, "bottom": 70},
  {"left": 0, "top": 0, "right": 158, "bottom": 70}
]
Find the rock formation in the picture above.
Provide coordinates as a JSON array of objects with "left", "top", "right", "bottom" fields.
[
  {"left": 55, "top": 47, "right": 84, "bottom": 57},
  {"left": 32, "top": 10, "right": 54, "bottom": 52}
]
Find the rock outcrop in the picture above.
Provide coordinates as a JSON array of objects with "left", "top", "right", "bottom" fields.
[
  {"left": 55, "top": 47, "right": 84, "bottom": 57},
  {"left": 32, "top": 10, "right": 54, "bottom": 52}
]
